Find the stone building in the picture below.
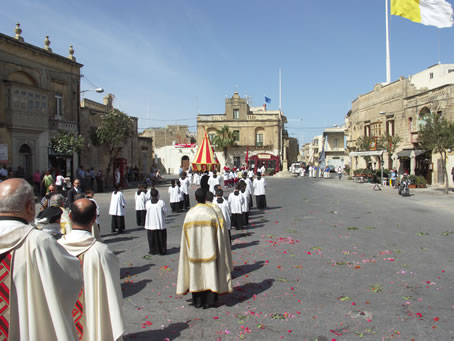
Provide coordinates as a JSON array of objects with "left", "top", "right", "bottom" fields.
[
  {"left": 140, "top": 125, "right": 194, "bottom": 149},
  {"left": 346, "top": 63, "right": 454, "bottom": 186},
  {"left": 322, "top": 126, "right": 348, "bottom": 169},
  {"left": 80, "top": 95, "right": 153, "bottom": 186},
  {"left": 0, "top": 24, "right": 82, "bottom": 179},
  {"left": 197, "top": 92, "right": 291, "bottom": 172}
]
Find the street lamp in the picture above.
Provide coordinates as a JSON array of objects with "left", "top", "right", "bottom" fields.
[{"left": 81, "top": 88, "right": 104, "bottom": 95}]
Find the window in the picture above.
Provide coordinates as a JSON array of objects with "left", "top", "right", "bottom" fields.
[
  {"left": 233, "top": 130, "right": 239, "bottom": 142},
  {"left": 256, "top": 133, "right": 263, "bottom": 146},
  {"left": 429, "top": 72, "right": 433, "bottom": 79},
  {"left": 408, "top": 117, "right": 413, "bottom": 132},
  {"left": 333, "top": 138, "right": 339, "bottom": 149},
  {"left": 386, "top": 120, "right": 395, "bottom": 136},
  {"left": 55, "top": 92, "right": 63, "bottom": 117},
  {"left": 364, "top": 125, "right": 370, "bottom": 137},
  {"left": 233, "top": 109, "right": 239, "bottom": 120},
  {"left": 370, "top": 122, "right": 382, "bottom": 137}
]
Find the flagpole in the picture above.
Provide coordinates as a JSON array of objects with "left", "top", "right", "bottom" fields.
[
  {"left": 385, "top": 0, "right": 391, "bottom": 84},
  {"left": 279, "top": 68, "right": 282, "bottom": 111}
]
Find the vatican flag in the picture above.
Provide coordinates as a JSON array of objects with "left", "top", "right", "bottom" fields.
[{"left": 391, "top": 0, "right": 454, "bottom": 28}]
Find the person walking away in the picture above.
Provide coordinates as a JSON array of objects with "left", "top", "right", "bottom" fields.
[
  {"left": 0, "top": 178, "right": 83, "bottom": 340},
  {"left": 144, "top": 189, "right": 168, "bottom": 255},
  {"left": 215, "top": 188, "right": 232, "bottom": 244},
  {"left": 58, "top": 198, "right": 124, "bottom": 341},
  {"left": 228, "top": 184, "right": 244, "bottom": 230},
  {"left": 239, "top": 181, "right": 250, "bottom": 227},
  {"left": 96, "top": 169, "right": 104, "bottom": 193},
  {"left": 85, "top": 189, "right": 101, "bottom": 240},
  {"left": 55, "top": 171, "right": 65, "bottom": 193},
  {"left": 176, "top": 188, "right": 233, "bottom": 308},
  {"left": 42, "top": 170, "right": 54, "bottom": 195},
  {"left": 168, "top": 179, "right": 181, "bottom": 213},
  {"left": 179, "top": 172, "right": 191, "bottom": 210},
  {"left": 208, "top": 170, "right": 221, "bottom": 194},
  {"left": 253, "top": 172, "right": 267, "bottom": 210},
  {"left": 135, "top": 185, "right": 146, "bottom": 226},
  {"left": 109, "top": 184, "right": 126, "bottom": 233}
]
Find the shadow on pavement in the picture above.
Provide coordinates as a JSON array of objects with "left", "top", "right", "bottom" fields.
[
  {"left": 232, "top": 260, "right": 264, "bottom": 279},
  {"left": 166, "top": 247, "right": 180, "bottom": 255},
  {"left": 124, "top": 321, "right": 190, "bottom": 340},
  {"left": 120, "top": 263, "right": 154, "bottom": 279},
  {"left": 121, "top": 279, "right": 152, "bottom": 298},
  {"left": 223, "top": 279, "right": 275, "bottom": 306},
  {"left": 231, "top": 240, "right": 259, "bottom": 251},
  {"left": 231, "top": 231, "right": 255, "bottom": 240},
  {"left": 103, "top": 236, "right": 139, "bottom": 244}
]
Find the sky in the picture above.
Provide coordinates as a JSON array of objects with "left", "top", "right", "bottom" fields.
[{"left": 2, "top": 0, "right": 453, "bottom": 146}]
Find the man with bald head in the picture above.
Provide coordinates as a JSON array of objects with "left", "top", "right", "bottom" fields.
[
  {"left": 0, "top": 178, "right": 83, "bottom": 340},
  {"left": 59, "top": 198, "right": 124, "bottom": 340}
]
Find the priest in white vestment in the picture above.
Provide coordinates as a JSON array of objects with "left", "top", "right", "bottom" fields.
[
  {"left": 0, "top": 178, "right": 83, "bottom": 340},
  {"left": 177, "top": 188, "right": 233, "bottom": 308},
  {"left": 59, "top": 198, "right": 124, "bottom": 341}
]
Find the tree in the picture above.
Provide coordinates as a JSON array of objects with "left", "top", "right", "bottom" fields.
[
  {"left": 50, "top": 131, "right": 85, "bottom": 154},
  {"left": 213, "top": 125, "right": 236, "bottom": 163},
  {"left": 355, "top": 135, "right": 374, "bottom": 165},
  {"left": 377, "top": 132, "right": 402, "bottom": 169},
  {"left": 418, "top": 112, "right": 454, "bottom": 194},
  {"left": 94, "top": 109, "right": 136, "bottom": 186}
]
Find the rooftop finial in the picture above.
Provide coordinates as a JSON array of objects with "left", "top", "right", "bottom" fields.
[
  {"left": 68, "top": 45, "right": 76, "bottom": 61},
  {"left": 15, "top": 23, "right": 24, "bottom": 42},
  {"left": 44, "top": 36, "right": 52, "bottom": 52}
]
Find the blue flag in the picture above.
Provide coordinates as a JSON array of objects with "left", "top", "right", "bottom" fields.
[{"left": 265, "top": 96, "right": 271, "bottom": 104}]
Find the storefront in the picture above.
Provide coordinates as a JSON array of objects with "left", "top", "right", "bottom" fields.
[{"left": 248, "top": 153, "right": 281, "bottom": 174}]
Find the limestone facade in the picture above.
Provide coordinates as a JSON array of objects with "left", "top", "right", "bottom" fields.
[
  {"left": 80, "top": 97, "right": 153, "bottom": 183},
  {"left": 141, "top": 125, "right": 193, "bottom": 148},
  {"left": 346, "top": 64, "right": 454, "bottom": 186},
  {"left": 197, "top": 92, "right": 290, "bottom": 171},
  {"left": 0, "top": 25, "right": 82, "bottom": 179},
  {"left": 322, "top": 127, "right": 349, "bottom": 169}
]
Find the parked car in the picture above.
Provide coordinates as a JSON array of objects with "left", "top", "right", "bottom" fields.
[{"left": 290, "top": 163, "right": 301, "bottom": 175}]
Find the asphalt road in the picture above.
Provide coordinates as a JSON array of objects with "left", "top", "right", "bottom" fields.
[{"left": 75, "top": 175, "right": 454, "bottom": 340}]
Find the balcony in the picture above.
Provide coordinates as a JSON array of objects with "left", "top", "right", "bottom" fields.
[
  {"left": 49, "top": 118, "right": 78, "bottom": 132},
  {"left": 410, "top": 131, "right": 419, "bottom": 144}
]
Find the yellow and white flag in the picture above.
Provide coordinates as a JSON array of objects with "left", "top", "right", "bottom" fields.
[{"left": 391, "top": 0, "right": 454, "bottom": 28}]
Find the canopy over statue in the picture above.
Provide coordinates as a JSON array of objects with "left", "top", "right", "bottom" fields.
[{"left": 192, "top": 132, "right": 220, "bottom": 172}]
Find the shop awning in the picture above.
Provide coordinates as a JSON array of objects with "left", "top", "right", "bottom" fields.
[
  {"left": 349, "top": 150, "right": 384, "bottom": 157},
  {"left": 397, "top": 149, "right": 425, "bottom": 158}
]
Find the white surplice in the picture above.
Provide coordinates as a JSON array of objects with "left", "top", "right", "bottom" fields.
[
  {"left": 253, "top": 177, "right": 267, "bottom": 195},
  {"left": 58, "top": 230, "right": 124, "bottom": 341},
  {"left": 144, "top": 200, "right": 167, "bottom": 230},
  {"left": 0, "top": 219, "right": 82, "bottom": 340},
  {"left": 215, "top": 197, "right": 231, "bottom": 230},
  {"left": 109, "top": 191, "right": 126, "bottom": 216}
]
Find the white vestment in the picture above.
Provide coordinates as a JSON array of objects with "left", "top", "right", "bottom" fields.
[
  {"left": 253, "top": 178, "right": 267, "bottom": 195},
  {"left": 176, "top": 204, "right": 233, "bottom": 295},
  {"left": 168, "top": 186, "right": 181, "bottom": 203},
  {"left": 0, "top": 219, "right": 82, "bottom": 340},
  {"left": 208, "top": 176, "right": 221, "bottom": 194},
  {"left": 109, "top": 191, "right": 126, "bottom": 216},
  {"left": 228, "top": 192, "right": 244, "bottom": 214},
  {"left": 58, "top": 230, "right": 124, "bottom": 341},
  {"left": 135, "top": 191, "right": 146, "bottom": 210},
  {"left": 144, "top": 200, "right": 167, "bottom": 230},
  {"left": 215, "top": 197, "right": 231, "bottom": 230},
  {"left": 179, "top": 178, "right": 190, "bottom": 195}
]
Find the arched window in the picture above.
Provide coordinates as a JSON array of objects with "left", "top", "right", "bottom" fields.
[{"left": 255, "top": 127, "right": 264, "bottom": 147}]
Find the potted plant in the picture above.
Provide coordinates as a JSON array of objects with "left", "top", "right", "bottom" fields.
[
  {"left": 415, "top": 175, "right": 427, "bottom": 188},
  {"left": 407, "top": 174, "right": 417, "bottom": 188}
]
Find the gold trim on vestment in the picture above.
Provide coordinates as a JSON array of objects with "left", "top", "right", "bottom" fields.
[
  {"left": 188, "top": 254, "right": 217, "bottom": 263},
  {"left": 183, "top": 220, "right": 217, "bottom": 230}
]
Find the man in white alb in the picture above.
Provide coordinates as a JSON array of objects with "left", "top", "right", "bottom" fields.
[
  {"left": 59, "top": 198, "right": 124, "bottom": 341},
  {"left": 0, "top": 178, "right": 82, "bottom": 340}
]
